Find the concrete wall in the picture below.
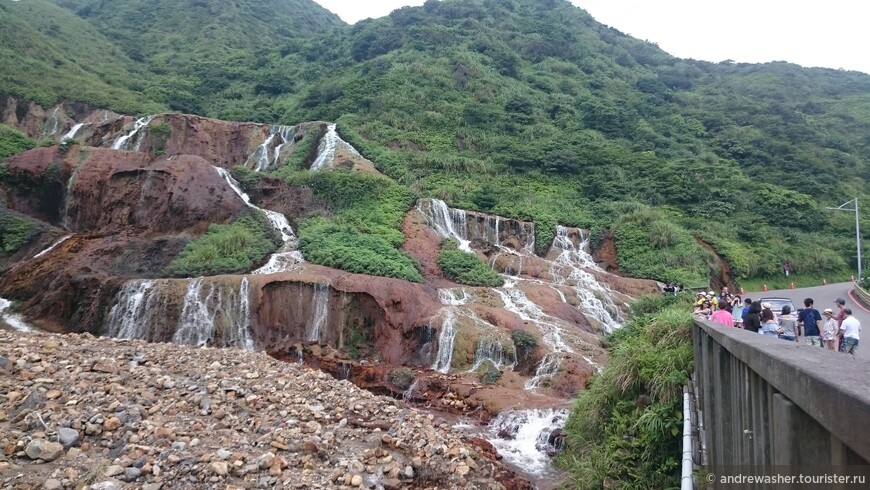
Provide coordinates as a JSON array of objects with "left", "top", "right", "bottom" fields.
[{"left": 694, "top": 320, "right": 870, "bottom": 477}]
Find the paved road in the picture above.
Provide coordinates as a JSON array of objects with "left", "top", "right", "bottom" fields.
[{"left": 743, "top": 282, "right": 868, "bottom": 356}]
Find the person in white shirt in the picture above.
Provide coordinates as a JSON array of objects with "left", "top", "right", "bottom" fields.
[
  {"left": 837, "top": 308, "right": 861, "bottom": 356},
  {"left": 821, "top": 308, "right": 839, "bottom": 350}
]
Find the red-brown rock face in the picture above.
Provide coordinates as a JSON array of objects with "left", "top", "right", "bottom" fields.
[{"left": 4, "top": 146, "right": 247, "bottom": 233}]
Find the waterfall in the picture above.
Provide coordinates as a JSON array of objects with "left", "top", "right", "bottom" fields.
[
  {"left": 105, "top": 280, "right": 161, "bottom": 340},
  {"left": 486, "top": 409, "right": 568, "bottom": 475},
  {"left": 222, "top": 277, "right": 254, "bottom": 351},
  {"left": 468, "top": 337, "right": 517, "bottom": 372},
  {"left": 337, "top": 362, "right": 352, "bottom": 380},
  {"left": 417, "top": 199, "right": 536, "bottom": 253},
  {"left": 438, "top": 288, "right": 470, "bottom": 306},
  {"left": 61, "top": 123, "right": 85, "bottom": 143},
  {"left": 431, "top": 308, "right": 458, "bottom": 373},
  {"left": 33, "top": 235, "right": 72, "bottom": 259},
  {"left": 112, "top": 115, "right": 154, "bottom": 150},
  {"left": 106, "top": 278, "right": 254, "bottom": 350},
  {"left": 45, "top": 108, "right": 60, "bottom": 136},
  {"left": 306, "top": 284, "right": 330, "bottom": 342},
  {"left": 402, "top": 379, "right": 421, "bottom": 402},
  {"left": 309, "top": 123, "right": 361, "bottom": 171},
  {"left": 61, "top": 158, "right": 88, "bottom": 230},
  {"left": 418, "top": 199, "right": 472, "bottom": 252},
  {"left": 245, "top": 125, "right": 299, "bottom": 172},
  {"left": 213, "top": 166, "right": 304, "bottom": 272},
  {"left": 495, "top": 282, "right": 573, "bottom": 390},
  {"left": 550, "top": 226, "right": 622, "bottom": 332},
  {"left": 0, "top": 297, "right": 33, "bottom": 332}
]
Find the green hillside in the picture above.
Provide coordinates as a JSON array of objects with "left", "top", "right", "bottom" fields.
[
  {"left": 1, "top": 0, "right": 868, "bottom": 286},
  {"left": 0, "top": 0, "right": 162, "bottom": 113}
]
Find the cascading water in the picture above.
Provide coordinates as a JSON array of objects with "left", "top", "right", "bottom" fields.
[
  {"left": 309, "top": 123, "right": 361, "bottom": 171},
  {"left": 417, "top": 199, "right": 536, "bottom": 254},
  {"left": 0, "top": 297, "right": 33, "bottom": 332},
  {"left": 306, "top": 284, "right": 330, "bottom": 342},
  {"left": 431, "top": 308, "right": 458, "bottom": 373},
  {"left": 106, "top": 278, "right": 254, "bottom": 350},
  {"left": 495, "top": 280, "right": 574, "bottom": 390},
  {"left": 45, "top": 108, "right": 60, "bottom": 136},
  {"left": 486, "top": 409, "right": 569, "bottom": 475},
  {"left": 61, "top": 123, "right": 85, "bottom": 143},
  {"left": 112, "top": 115, "right": 154, "bottom": 150},
  {"left": 62, "top": 159, "right": 88, "bottom": 230},
  {"left": 33, "top": 235, "right": 72, "bottom": 259},
  {"left": 213, "top": 166, "right": 304, "bottom": 272},
  {"left": 417, "top": 199, "right": 472, "bottom": 252},
  {"left": 550, "top": 226, "right": 622, "bottom": 333},
  {"left": 468, "top": 337, "right": 517, "bottom": 372},
  {"left": 105, "top": 280, "right": 163, "bottom": 340}
]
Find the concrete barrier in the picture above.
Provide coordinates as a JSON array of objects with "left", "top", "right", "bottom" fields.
[{"left": 693, "top": 319, "right": 870, "bottom": 477}]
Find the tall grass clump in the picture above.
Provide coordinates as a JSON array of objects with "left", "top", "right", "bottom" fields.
[
  {"left": 557, "top": 293, "right": 693, "bottom": 489},
  {"left": 437, "top": 238, "right": 503, "bottom": 287}
]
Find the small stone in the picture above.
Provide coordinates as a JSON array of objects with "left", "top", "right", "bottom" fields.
[
  {"left": 24, "top": 440, "right": 64, "bottom": 462},
  {"left": 43, "top": 479, "right": 62, "bottom": 490},
  {"left": 104, "top": 465, "right": 124, "bottom": 477},
  {"left": 216, "top": 449, "right": 232, "bottom": 460},
  {"left": 403, "top": 465, "right": 414, "bottom": 478},
  {"left": 142, "top": 484, "right": 163, "bottom": 490},
  {"left": 209, "top": 361, "right": 222, "bottom": 369},
  {"left": 351, "top": 475, "right": 363, "bottom": 486},
  {"left": 90, "top": 482, "right": 121, "bottom": 490},
  {"left": 103, "top": 417, "right": 122, "bottom": 431},
  {"left": 455, "top": 464, "right": 470, "bottom": 476},
  {"left": 210, "top": 461, "right": 229, "bottom": 476},
  {"left": 91, "top": 360, "right": 117, "bottom": 373},
  {"left": 123, "top": 467, "right": 142, "bottom": 481},
  {"left": 57, "top": 428, "right": 80, "bottom": 449},
  {"left": 382, "top": 478, "right": 402, "bottom": 490}
]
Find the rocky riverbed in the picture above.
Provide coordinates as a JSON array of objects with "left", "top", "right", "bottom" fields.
[{"left": 0, "top": 331, "right": 531, "bottom": 489}]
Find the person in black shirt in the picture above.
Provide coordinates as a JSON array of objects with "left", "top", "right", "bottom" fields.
[
  {"left": 743, "top": 301, "right": 762, "bottom": 333},
  {"left": 797, "top": 297, "right": 823, "bottom": 347}
]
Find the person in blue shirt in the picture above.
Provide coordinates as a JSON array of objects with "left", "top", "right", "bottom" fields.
[{"left": 797, "top": 297, "right": 823, "bottom": 347}]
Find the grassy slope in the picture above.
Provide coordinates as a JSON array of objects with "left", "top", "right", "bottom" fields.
[{"left": 0, "top": 1, "right": 162, "bottom": 113}]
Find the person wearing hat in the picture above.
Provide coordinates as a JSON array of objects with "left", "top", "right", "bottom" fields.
[
  {"left": 837, "top": 308, "right": 861, "bottom": 356},
  {"left": 821, "top": 308, "right": 839, "bottom": 350}
]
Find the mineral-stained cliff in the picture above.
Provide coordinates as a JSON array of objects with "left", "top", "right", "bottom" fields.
[{"left": 1, "top": 105, "right": 661, "bottom": 481}]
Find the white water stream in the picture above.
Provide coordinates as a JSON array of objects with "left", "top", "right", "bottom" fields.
[
  {"left": 112, "top": 115, "right": 154, "bottom": 150},
  {"left": 486, "top": 409, "right": 568, "bottom": 475},
  {"left": 61, "top": 123, "right": 85, "bottom": 142},
  {"left": 309, "top": 123, "right": 361, "bottom": 171},
  {"left": 0, "top": 297, "right": 33, "bottom": 332},
  {"left": 306, "top": 284, "right": 330, "bottom": 342}
]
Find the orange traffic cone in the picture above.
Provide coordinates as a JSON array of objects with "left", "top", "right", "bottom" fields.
[
  {"left": 763, "top": 284, "right": 768, "bottom": 292},
  {"left": 740, "top": 287, "right": 746, "bottom": 296},
  {"left": 790, "top": 281, "right": 795, "bottom": 289}
]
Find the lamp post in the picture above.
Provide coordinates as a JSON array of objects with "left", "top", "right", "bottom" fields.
[{"left": 826, "top": 198, "right": 862, "bottom": 280}]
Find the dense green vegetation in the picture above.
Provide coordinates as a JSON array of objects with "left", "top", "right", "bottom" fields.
[
  {"left": 1, "top": 0, "right": 868, "bottom": 285},
  {"left": 558, "top": 294, "right": 693, "bottom": 488},
  {"left": 437, "top": 239, "right": 504, "bottom": 287},
  {"left": 0, "top": 126, "right": 37, "bottom": 160},
  {"left": 278, "top": 169, "right": 423, "bottom": 282},
  {"left": 167, "top": 212, "right": 279, "bottom": 277},
  {"left": 0, "top": 209, "right": 44, "bottom": 255}
]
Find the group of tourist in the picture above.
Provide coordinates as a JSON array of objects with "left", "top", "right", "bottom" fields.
[{"left": 693, "top": 290, "right": 861, "bottom": 356}]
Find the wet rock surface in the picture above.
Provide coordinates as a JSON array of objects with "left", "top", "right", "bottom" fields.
[{"left": 0, "top": 330, "right": 529, "bottom": 489}]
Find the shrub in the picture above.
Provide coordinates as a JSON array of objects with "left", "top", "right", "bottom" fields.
[
  {"left": 479, "top": 363, "right": 502, "bottom": 385},
  {"left": 167, "top": 212, "right": 279, "bottom": 277},
  {"left": 0, "top": 124, "right": 36, "bottom": 159},
  {"left": 0, "top": 212, "right": 42, "bottom": 254},
  {"left": 511, "top": 329, "right": 538, "bottom": 360},
  {"left": 437, "top": 239, "right": 504, "bottom": 287},
  {"left": 299, "top": 218, "right": 422, "bottom": 282},
  {"left": 386, "top": 367, "right": 416, "bottom": 389},
  {"left": 557, "top": 295, "right": 693, "bottom": 489}
]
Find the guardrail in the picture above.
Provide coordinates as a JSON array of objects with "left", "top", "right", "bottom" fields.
[
  {"left": 854, "top": 284, "right": 870, "bottom": 310},
  {"left": 693, "top": 319, "right": 870, "bottom": 477}
]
